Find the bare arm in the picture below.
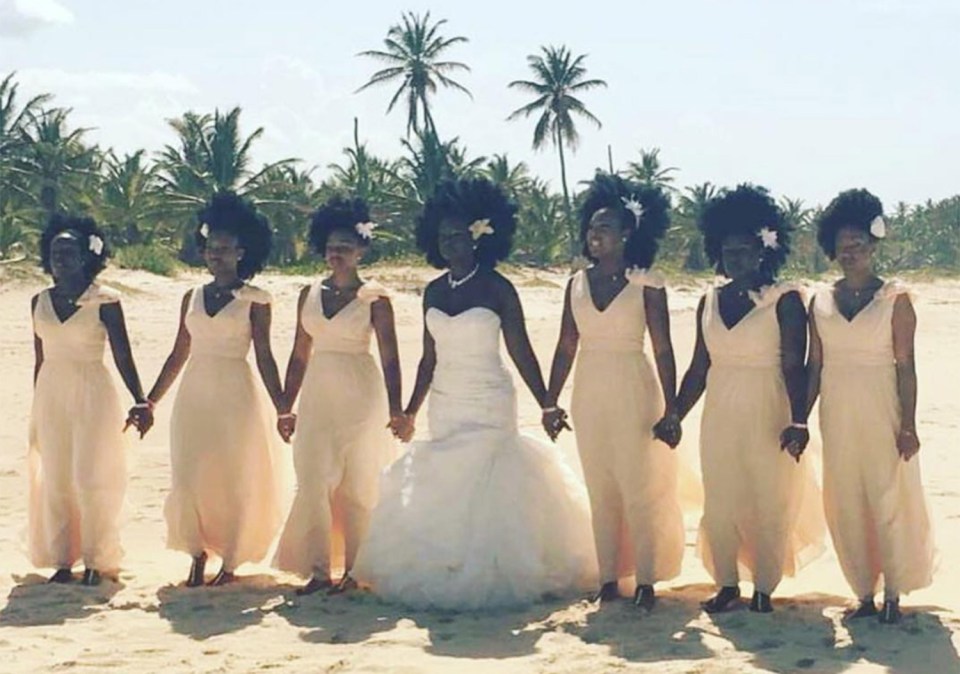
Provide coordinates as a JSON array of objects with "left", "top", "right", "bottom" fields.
[
  {"left": 371, "top": 297, "right": 403, "bottom": 418},
  {"left": 404, "top": 294, "right": 437, "bottom": 419},
  {"left": 250, "top": 301, "right": 284, "bottom": 413},
  {"left": 544, "top": 279, "right": 578, "bottom": 408},
  {"left": 146, "top": 291, "right": 193, "bottom": 404},
  {"left": 31, "top": 295, "right": 43, "bottom": 386},
  {"left": 499, "top": 279, "right": 548, "bottom": 407},
  {"left": 892, "top": 293, "right": 920, "bottom": 460},
  {"left": 645, "top": 286, "right": 678, "bottom": 414},
  {"left": 777, "top": 291, "right": 809, "bottom": 425},
  {"left": 101, "top": 301, "right": 147, "bottom": 404},
  {"left": 280, "top": 286, "right": 313, "bottom": 414},
  {"left": 675, "top": 296, "right": 711, "bottom": 421},
  {"left": 804, "top": 298, "right": 823, "bottom": 419}
]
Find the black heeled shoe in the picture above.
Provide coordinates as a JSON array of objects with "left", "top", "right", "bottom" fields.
[
  {"left": 879, "top": 599, "right": 901, "bottom": 624},
  {"left": 48, "top": 568, "right": 73, "bottom": 584},
  {"left": 848, "top": 597, "right": 878, "bottom": 619},
  {"left": 186, "top": 552, "right": 207, "bottom": 587},
  {"left": 633, "top": 584, "right": 656, "bottom": 610},
  {"left": 207, "top": 567, "right": 236, "bottom": 587},
  {"left": 592, "top": 581, "right": 620, "bottom": 603},
  {"left": 327, "top": 573, "right": 358, "bottom": 595},
  {"left": 702, "top": 586, "right": 741, "bottom": 613},
  {"left": 749, "top": 591, "right": 773, "bottom": 613},
  {"left": 296, "top": 575, "right": 333, "bottom": 596},
  {"left": 81, "top": 568, "right": 102, "bottom": 587}
]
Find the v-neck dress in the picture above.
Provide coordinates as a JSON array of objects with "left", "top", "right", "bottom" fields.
[
  {"left": 568, "top": 268, "right": 686, "bottom": 586},
  {"left": 27, "top": 284, "right": 127, "bottom": 572},
  {"left": 273, "top": 280, "right": 396, "bottom": 579},
  {"left": 698, "top": 283, "right": 825, "bottom": 593},
  {"left": 164, "top": 284, "right": 281, "bottom": 570},
  {"left": 813, "top": 281, "right": 934, "bottom": 597}
]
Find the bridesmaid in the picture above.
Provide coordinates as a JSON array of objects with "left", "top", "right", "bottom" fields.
[
  {"left": 134, "top": 192, "right": 286, "bottom": 587},
  {"left": 543, "top": 172, "right": 684, "bottom": 609},
  {"left": 273, "top": 195, "right": 404, "bottom": 596},
  {"left": 29, "top": 214, "right": 150, "bottom": 586},
  {"left": 806, "top": 188, "right": 934, "bottom": 623},
  {"left": 674, "top": 184, "right": 824, "bottom": 613}
]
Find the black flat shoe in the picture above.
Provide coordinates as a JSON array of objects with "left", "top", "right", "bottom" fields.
[
  {"left": 879, "top": 599, "right": 901, "bottom": 624},
  {"left": 48, "top": 568, "right": 73, "bottom": 584},
  {"left": 592, "top": 581, "right": 620, "bottom": 603},
  {"left": 633, "top": 584, "right": 656, "bottom": 610},
  {"left": 81, "top": 569, "right": 101, "bottom": 586},
  {"left": 702, "top": 586, "right": 741, "bottom": 614},
  {"left": 749, "top": 591, "right": 773, "bottom": 613},
  {"left": 186, "top": 552, "right": 207, "bottom": 587},
  {"left": 296, "top": 576, "right": 333, "bottom": 596}
]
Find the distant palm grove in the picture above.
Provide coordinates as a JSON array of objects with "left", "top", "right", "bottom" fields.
[{"left": 2, "top": 12, "right": 958, "bottom": 276}]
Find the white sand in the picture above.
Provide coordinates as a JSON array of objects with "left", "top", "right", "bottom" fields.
[{"left": 0, "top": 265, "right": 957, "bottom": 673}]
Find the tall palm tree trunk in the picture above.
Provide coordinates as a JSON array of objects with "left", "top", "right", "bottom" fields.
[{"left": 555, "top": 126, "right": 575, "bottom": 256}]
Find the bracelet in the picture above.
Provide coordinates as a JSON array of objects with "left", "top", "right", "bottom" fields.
[
  {"left": 541, "top": 406, "right": 560, "bottom": 414},
  {"left": 133, "top": 399, "right": 155, "bottom": 410},
  {"left": 278, "top": 412, "right": 296, "bottom": 421},
  {"left": 790, "top": 422, "right": 808, "bottom": 430}
]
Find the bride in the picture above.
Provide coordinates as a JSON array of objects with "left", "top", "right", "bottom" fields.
[{"left": 353, "top": 178, "right": 597, "bottom": 610}]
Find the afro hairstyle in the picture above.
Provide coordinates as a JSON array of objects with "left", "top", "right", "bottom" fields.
[
  {"left": 309, "top": 194, "right": 372, "bottom": 254},
  {"left": 699, "top": 183, "right": 791, "bottom": 279},
  {"left": 816, "top": 188, "right": 884, "bottom": 260},
  {"left": 40, "top": 212, "right": 110, "bottom": 281},
  {"left": 578, "top": 171, "right": 671, "bottom": 269},
  {"left": 416, "top": 178, "right": 518, "bottom": 269},
  {"left": 195, "top": 191, "right": 273, "bottom": 280}
]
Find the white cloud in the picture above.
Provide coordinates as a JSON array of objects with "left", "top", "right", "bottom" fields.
[
  {"left": 18, "top": 68, "right": 199, "bottom": 95},
  {"left": 0, "top": 0, "right": 74, "bottom": 38}
]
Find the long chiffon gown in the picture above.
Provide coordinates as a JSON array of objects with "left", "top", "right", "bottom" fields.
[
  {"left": 353, "top": 306, "right": 598, "bottom": 610},
  {"left": 274, "top": 281, "right": 395, "bottom": 580},
  {"left": 28, "top": 284, "right": 127, "bottom": 573},
  {"left": 568, "top": 268, "right": 686, "bottom": 586},
  {"left": 813, "top": 281, "right": 935, "bottom": 598},
  {"left": 164, "top": 285, "right": 282, "bottom": 571},
  {"left": 698, "top": 283, "right": 825, "bottom": 593}
]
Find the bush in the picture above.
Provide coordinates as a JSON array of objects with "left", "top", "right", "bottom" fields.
[{"left": 113, "top": 244, "right": 181, "bottom": 276}]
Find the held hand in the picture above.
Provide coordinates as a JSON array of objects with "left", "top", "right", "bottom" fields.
[
  {"left": 541, "top": 408, "right": 571, "bottom": 442},
  {"left": 388, "top": 413, "right": 415, "bottom": 443},
  {"left": 897, "top": 427, "right": 920, "bottom": 461},
  {"left": 124, "top": 405, "right": 154, "bottom": 439},
  {"left": 652, "top": 413, "right": 682, "bottom": 449},
  {"left": 277, "top": 413, "right": 296, "bottom": 444},
  {"left": 779, "top": 426, "right": 810, "bottom": 462}
]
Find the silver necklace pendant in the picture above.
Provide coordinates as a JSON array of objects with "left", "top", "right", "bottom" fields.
[{"left": 448, "top": 265, "right": 480, "bottom": 290}]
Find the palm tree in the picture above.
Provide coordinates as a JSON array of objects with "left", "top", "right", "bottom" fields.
[
  {"left": 356, "top": 11, "right": 471, "bottom": 138},
  {"left": 507, "top": 45, "right": 606, "bottom": 252},
  {"left": 625, "top": 147, "right": 678, "bottom": 191},
  {"left": 675, "top": 182, "right": 717, "bottom": 270},
  {"left": 483, "top": 154, "right": 531, "bottom": 199},
  {"left": 97, "top": 149, "right": 162, "bottom": 245}
]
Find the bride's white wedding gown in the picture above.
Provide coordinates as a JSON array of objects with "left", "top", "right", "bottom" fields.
[{"left": 353, "top": 306, "right": 598, "bottom": 609}]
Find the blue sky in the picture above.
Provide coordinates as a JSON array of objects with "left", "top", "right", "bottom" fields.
[{"left": 1, "top": 0, "right": 958, "bottom": 208}]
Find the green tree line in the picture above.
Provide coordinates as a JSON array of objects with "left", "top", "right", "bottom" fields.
[{"left": 2, "top": 12, "right": 958, "bottom": 275}]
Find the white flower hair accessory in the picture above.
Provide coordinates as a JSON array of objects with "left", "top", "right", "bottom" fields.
[
  {"left": 468, "top": 218, "right": 494, "bottom": 241},
  {"left": 620, "top": 195, "right": 645, "bottom": 227},
  {"left": 758, "top": 227, "right": 780, "bottom": 250},
  {"left": 199, "top": 223, "right": 210, "bottom": 239},
  {"left": 869, "top": 215, "right": 887, "bottom": 239},
  {"left": 355, "top": 221, "right": 378, "bottom": 240},
  {"left": 88, "top": 235, "right": 104, "bottom": 256}
]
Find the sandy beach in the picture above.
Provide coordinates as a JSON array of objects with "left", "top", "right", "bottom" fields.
[{"left": 1, "top": 264, "right": 958, "bottom": 673}]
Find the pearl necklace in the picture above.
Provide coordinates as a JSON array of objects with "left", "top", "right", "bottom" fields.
[{"left": 448, "top": 265, "right": 480, "bottom": 290}]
